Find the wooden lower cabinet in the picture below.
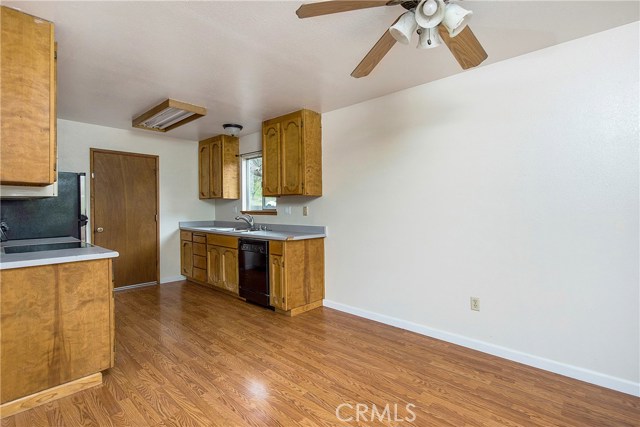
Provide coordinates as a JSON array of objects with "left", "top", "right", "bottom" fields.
[
  {"left": 269, "top": 239, "right": 324, "bottom": 316},
  {"left": 0, "top": 259, "right": 114, "bottom": 406},
  {"left": 180, "top": 240, "right": 193, "bottom": 277},
  {"left": 269, "top": 254, "right": 286, "bottom": 310},
  {"left": 179, "top": 229, "right": 324, "bottom": 315},
  {"left": 207, "top": 245, "right": 239, "bottom": 294}
]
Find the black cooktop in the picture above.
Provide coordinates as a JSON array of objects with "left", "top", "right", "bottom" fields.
[{"left": 3, "top": 242, "right": 89, "bottom": 254}]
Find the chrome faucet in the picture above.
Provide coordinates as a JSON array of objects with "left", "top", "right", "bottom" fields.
[
  {"left": 235, "top": 214, "right": 255, "bottom": 229},
  {"left": 0, "top": 220, "right": 9, "bottom": 242}
]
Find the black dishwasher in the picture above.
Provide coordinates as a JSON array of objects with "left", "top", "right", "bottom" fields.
[{"left": 238, "top": 239, "right": 271, "bottom": 308}]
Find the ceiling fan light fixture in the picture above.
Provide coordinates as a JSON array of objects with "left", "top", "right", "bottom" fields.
[
  {"left": 132, "top": 99, "right": 206, "bottom": 132},
  {"left": 223, "top": 123, "right": 243, "bottom": 137},
  {"left": 442, "top": 3, "right": 473, "bottom": 37},
  {"left": 415, "top": 0, "right": 445, "bottom": 29},
  {"left": 417, "top": 26, "right": 442, "bottom": 49},
  {"left": 389, "top": 11, "right": 417, "bottom": 45}
]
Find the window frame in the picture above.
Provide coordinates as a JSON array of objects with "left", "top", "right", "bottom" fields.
[{"left": 240, "top": 152, "right": 277, "bottom": 215}]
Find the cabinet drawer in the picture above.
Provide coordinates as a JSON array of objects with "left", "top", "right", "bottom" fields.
[
  {"left": 193, "top": 242, "right": 206, "bottom": 256},
  {"left": 193, "top": 255, "right": 206, "bottom": 270},
  {"left": 270, "top": 241, "right": 284, "bottom": 256},
  {"left": 192, "top": 234, "right": 206, "bottom": 244},
  {"left": 180, "top": 231, "right": 192, "bottom": 241},
  {"left": 206, "top": 234, "right": 238, "bottom": 249},
  {"left": 192, "top": 267, "right": 206, "bottom": 283}
]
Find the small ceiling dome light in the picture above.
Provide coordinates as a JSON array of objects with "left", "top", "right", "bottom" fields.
[
  {"left": 223, "top": 123, "right": 243, "bottom": 137},
  {"left": 389, "top": 11, "right": 417, "bottom": 45},
  {"left": 415, "top": 0, "right": 445, "bottom": 29},
  {"left": 442, "top": 3, "right": 473, "bottom": 37},
  {"left": 417, "top": 26, "right": 442, "bottom": 49}
]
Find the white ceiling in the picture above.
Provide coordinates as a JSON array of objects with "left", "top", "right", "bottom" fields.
[{"left": 5, "top": 1, "right": 639, "bottom": 140}]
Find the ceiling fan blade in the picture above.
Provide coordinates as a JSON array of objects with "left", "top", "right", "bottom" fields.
[
  {"left": 351, "top": 24, "right": 398, "bottom": 78},
  {"left": 438, "top": 25, "right": 488, "bottom": 70},
  {"left": 296, "top": 1, "right": 392, "bottom": 19}
]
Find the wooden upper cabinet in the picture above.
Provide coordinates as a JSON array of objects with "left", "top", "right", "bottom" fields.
[
  {"left": 281, "top": 116, "right": 303, "bottom": 195},
  {"left": 209, "top": 138, "right": 222, "bottom": 198},
  {"left": 262, "top": 123, "right": 281, "bottom": 196},
  {"left": 198, "top": 135, "right": 239, "bottom": 199},
  {"left": 1, "top": 7, "right": 56, "bottom": 186},
  {"left": 198, "top": 143, "right": 210, "bottom": 199},
  {"left": 261, "top": 109, "right": 322, "bottom": 197}
]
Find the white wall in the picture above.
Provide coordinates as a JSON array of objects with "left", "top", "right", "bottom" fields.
[
  {"left": 57, "top": 119, "right": 215, "bottom": 283},
  {"left": 217, "top": 23, "right": 640, "bottom": 394}
]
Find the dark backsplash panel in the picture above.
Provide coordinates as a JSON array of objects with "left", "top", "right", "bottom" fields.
[{"left": 0, "top": 172, "right": 82, "bottom": 240}]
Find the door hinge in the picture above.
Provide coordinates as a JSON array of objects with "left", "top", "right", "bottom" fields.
[
  {"left": 155, "top": 214, "right": 158, "bottom": 222},
  {"left": 91, "top": 172, "right": 95, "bottom": 179}
]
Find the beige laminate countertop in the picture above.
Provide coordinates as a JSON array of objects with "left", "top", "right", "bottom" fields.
[
  {"left": 0, "top": 236, "right": 119, "bottom": 270},
  {"left": 179, "top": 221, "right": 326, "bottom": 241}
]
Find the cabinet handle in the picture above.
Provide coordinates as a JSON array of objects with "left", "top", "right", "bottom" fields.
[{"left": 96, "top": 227, "right": 104, "bottom": 233}]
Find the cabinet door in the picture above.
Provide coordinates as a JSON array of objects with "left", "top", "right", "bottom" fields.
[
  {"left": 181, "top": 241, "right": 193, "bottom": 277},
  {"left": 221, "top": 248, "right": 239, "bottom": 294},
  {"left": 262, "top": 123, "right": 281, "bottom": 196},
  {"left": 280, "top": 116, "right": 303, "bottom": 195},
  {"left": 207, "top": 245, "right": 222, "bottom": 287},
  {"left": 1, "top": 260, "right": 112, "bottom": 403},
  {"left": 1, "top": 7, "right": 56, "bottom": 185},
  {"left": 198, "top": 143, "right": 210, "bottom": 199},
  {"left": 209, "top": 138, "right": 222, "bottom": 198},
  {"left": 269, "top": 254, "right": 287, "bottom": 310}
]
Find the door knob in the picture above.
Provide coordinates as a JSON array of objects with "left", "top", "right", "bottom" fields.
[{"left": 96, "top": 227, "right": 104, "bottom": 233}]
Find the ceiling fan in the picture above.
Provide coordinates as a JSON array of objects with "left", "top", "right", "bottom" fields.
[{"left": 296, "top": 0, "right": 488, "bottom": 78}]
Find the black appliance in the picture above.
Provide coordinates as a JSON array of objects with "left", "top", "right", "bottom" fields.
[
  {"left": 238, "top": 238, "right": 271, "bottom": 308},
  {"left": 0, "top": 172, "right": 87, "bottom": 241}
]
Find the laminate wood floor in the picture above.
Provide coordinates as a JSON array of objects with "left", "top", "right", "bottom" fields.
[{"left": 2, "top": 281, "right": 638, "bottom": 426}]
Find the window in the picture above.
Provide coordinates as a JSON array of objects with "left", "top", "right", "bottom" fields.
[{"left": 241, "top": 153, "right": 276, "bottom": 213}]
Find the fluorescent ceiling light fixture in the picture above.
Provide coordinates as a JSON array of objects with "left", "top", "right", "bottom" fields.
[{"left": 132, "top": 99, "right": 206, "bottom": 132}]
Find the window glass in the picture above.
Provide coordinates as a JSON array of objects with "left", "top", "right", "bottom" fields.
[{"left": 242, "top": 154, "right": 276, "bottom": 212}]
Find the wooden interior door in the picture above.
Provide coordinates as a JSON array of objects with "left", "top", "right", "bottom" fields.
[
  {"left": 91, "top": 149, "right": 159, "bottom": 288},
  {"left": 262, "top": 123, "right": 281, "bottom": 196},
  {"left": 280, "top": 116, "right": 303, "bottom": 195}
]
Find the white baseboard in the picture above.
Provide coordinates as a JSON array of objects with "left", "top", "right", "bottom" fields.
[
  {"left": 322, "top": 299, "right": 640, "bottom": 397},
  {"left": 160, "top": 275, "right": 186, "bottom": 284}
]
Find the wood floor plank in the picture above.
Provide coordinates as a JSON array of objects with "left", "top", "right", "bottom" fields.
[{"left": 2, "top": 281, "right": 638, "bottom": 426}]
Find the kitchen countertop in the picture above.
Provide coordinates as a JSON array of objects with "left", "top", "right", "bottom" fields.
[
  {"left": 0, "top": 236, "right": 119, "bottom": 270},
  {"left": 179, "top": 221, "right": 326, "bottom": 241}
]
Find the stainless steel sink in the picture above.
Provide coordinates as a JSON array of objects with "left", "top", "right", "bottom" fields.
[{"left": 204, "top": 227, "right": 235, "bottom": 232}]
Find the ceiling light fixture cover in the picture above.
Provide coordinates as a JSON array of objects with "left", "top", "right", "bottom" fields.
[
  {"left": 415, "top": 0, "right": 445, "bottom": 29},
  {"left": 389, "top": 11, "right": 417, "bottom": 45},
  {"left": 132, "top": 99, "right": 206, "bottom": 132},
  {"left": 223, "top": 123, "right": 243, "bottom": 137},
  {"left": 442, "top": 4, "right": 473, "bottom": 37}
]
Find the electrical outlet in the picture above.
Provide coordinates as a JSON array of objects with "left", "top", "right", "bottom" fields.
[
  {"left": 470, "top": 297, "right": 480, "bottom": 311},
  {"left": 303, "top": 206, "right": 309, "bottom": 216}
]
